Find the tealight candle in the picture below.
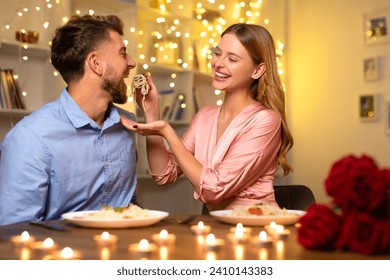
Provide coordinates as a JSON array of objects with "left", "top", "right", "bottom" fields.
[
  {"left": 191, "top": 221, "right": 211, "bottom": 235},
  {"left": 229, "top": 223, "right": 252, "bottom": 234},
  {"left": 253, "top": 231, "right": 273, "bottom": 248},
  {"left": 203, "top": 233, "right": 224, "bottom": 252},
  {"left": 93, "top": 231, "right": 118, "bottom": 247},
  {"left": 128, "top": 239, "right": 157, "bottom": 258},
  {"left": 227, "top": 223, "right": 250, "bottom": 244},
  {"left": 11, "top": 231, "right": 35, "bottom": 247},
  {"left": 51, "top": 247, "right": 82, "bottom": 260},
  {"left": 274, "top": 225, "right": 290, "bottom": 240},
  {"left": 31, "top": 238, "right": 58, "bottom": 253},
  {"left": 264, "top": 221, "right": 278, "bottom": 234},
  {"left": 151, "top": 229, "right": 176, "bottom": 246}
]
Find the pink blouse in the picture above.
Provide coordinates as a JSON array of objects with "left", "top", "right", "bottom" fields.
[{"left": 151, "top": 102, "right": 282, "bottom": 211}]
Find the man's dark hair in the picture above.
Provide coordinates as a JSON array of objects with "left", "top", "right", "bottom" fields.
[{"left": 51, "top": 14, "right": 124, "bottom": 83}]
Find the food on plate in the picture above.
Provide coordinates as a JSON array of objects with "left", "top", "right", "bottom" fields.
[
  {"left": 73, "top": 204, "right": 152, "bottom": 220},
  {"left": 232, "top": 203, "right": 297, "bottom": 217}
]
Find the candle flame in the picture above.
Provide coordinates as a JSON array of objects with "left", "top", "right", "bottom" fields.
[
  {"left": 205, "top": 233, "right": 216, "bottom": 245},
  {"left": 259, "top": 231, "right": 268, "bottom": 241},
  {"left": 235, "top": 223, "right": 244, "bottom": 238},
  {"left": 21, "top": 231, "right": 30, "bottom": 241},
  {"left": 43, "top": 238, "right": 54, "bottom": 248},
  {"left": 160, "top": 229, "right": 168, "bottom": 239},
  {"left": 197, "top": 221, "right": 204, "bottom": 229},
  {"left": 138, "top": 239, "right": 149, "bottom": 250},
  {"left": 61, "top": 247, "right": 74, "bottom": 259},
  {"left": 101, "top": 231, "right": 110, "bottom": 240},
  {"left": 276, "top": 225, "right": 284, "bottom": 233},
  {"left": 269, "top": 221, "right": 277, "bottom": 229}
]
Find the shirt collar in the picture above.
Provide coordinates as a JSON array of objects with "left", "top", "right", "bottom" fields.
[{"left": 59, "top": 88, "right": 120, "bottom": 130}]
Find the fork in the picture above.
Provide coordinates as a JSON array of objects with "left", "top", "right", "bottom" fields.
[{"left": 164, "top": 215, "right": 197, "bottom": 224}]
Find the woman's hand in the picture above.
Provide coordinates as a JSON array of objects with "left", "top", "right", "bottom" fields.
[{"left": 120, "top": 115, "right": 169, "bottom": 136}]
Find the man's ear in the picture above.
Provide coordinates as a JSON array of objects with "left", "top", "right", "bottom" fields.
[
  {"left": 87, "top": 52, "right": 103, "bottom": 76},
  {"left": 252, "top": 63, "right": 266, "bottom": 79}
]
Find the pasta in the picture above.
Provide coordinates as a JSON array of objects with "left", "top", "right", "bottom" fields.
[
  {"left": 231, "top": 204, "right": 294, "bottom": 217},
  {"left": 74, "top": 204, "right": 152, "bottom": 220}
]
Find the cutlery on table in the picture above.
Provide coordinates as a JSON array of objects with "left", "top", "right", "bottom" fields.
[{"left": 164, "top": 215, "right": 198, "bottom": 224}]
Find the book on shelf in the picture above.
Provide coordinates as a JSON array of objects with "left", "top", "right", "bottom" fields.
[
  {"left": 0, "top": 68, "right": 25, "bottom": 110},
  {"left": 169, "top": 93, "right": 186, "bottom": 122},
  {"left": 159, "top": 89, "right": 177, "bottom": 120}
]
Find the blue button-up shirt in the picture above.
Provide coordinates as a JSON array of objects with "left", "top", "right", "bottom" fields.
[{"left": 0, "top": 89, "right": 137, "bottom": 225}]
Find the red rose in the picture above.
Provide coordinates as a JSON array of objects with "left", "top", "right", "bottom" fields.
[
  {"left": 297, "top": 204, "right": 342, "bottom": 250},
  {"left": 324, "top": 154, "right": 387, "bottom": 214},
  {"left": 335, "top": 211, "right": 389, "bottom": 255}
]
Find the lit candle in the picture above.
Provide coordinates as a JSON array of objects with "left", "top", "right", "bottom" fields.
[
  {"left": 274, "top": 225, "right": 290, "bottom": 240},
  {"left": 31, "top": 238, "right": 58, "bottom": 253},
  {"left": 50, "top": 247, "right": 82, "bottom": 260},
  {"left": 203, "top": 233, "right": 224, "bottom": 252},
  {"left": 229, "top": 223, "right": 252, "bottom": 234},
  {"left": 227, "top": 223, "right": 250, "bottom": 243},
  {"left": 253, "top": 230, "right": 273, "bottom": 248},
  {"left": 128, "top": 239, "right": 157, "bottom": 258},
  {"left": 11, "top": 231, "right": 35, "bottom": 247},
  {"left": 93, "top": 231, "right": 118, "bottom": 247},
  {"left": 190, "top": 221, "right": 211, "bottom": 235},
  {"left": 151, "top": 229, "right": 176, "bottom": 246},
  {"left": 264, "top": 221, "right": 278, "bottom": 234}
]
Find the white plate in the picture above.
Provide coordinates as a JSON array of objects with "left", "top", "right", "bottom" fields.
[
  {"left": 62, "top": 210, "right": 169, "bottom": 228},
  {"left": 210, "top": 209, "right": 306, "bottom": 226}
]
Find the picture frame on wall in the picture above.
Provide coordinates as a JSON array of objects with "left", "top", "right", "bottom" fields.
[
  {"left": 363, "top": 56, "right": 380, "bottom": 81},
  {"left": 359, "top": 94, "right": 378, "bottom": 121},
  {"left": 364, "top": 9, "right": 390, "bottom": 45}
]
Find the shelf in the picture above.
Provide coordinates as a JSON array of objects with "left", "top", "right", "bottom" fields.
[
  {"left": 0, "top": 40, "right": 50, "bottom": 60},
  {"left": 140, "top": 63, "right": 191, "bottom": 75}
]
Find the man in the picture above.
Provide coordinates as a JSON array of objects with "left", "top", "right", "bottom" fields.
[{"left": 0, "top": 14, "right": 138, "bottom": 225}]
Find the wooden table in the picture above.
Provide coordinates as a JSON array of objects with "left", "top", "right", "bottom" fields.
[{"left": 0, "top": 215, "right": 388, "bottom": 260}]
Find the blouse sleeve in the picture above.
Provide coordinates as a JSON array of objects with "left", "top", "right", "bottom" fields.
[
  {"left": 195, "top": 110, "right": 282, "bottom": 204},
  {"left": 149, "top": 109, "right": 201, "bottom": 185}
]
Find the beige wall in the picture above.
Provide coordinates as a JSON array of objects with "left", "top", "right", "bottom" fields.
[{"left": 286, "top": 0, "right": 390, "bottom": 203}]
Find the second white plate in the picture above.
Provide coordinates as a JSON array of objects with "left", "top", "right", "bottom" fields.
[{"left": 210, "top": 209, "right": 305, "bottom": 226}]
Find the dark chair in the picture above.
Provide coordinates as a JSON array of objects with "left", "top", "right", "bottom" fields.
[{"left": 274, "top": 185, "right": 316, "bottom": 210}]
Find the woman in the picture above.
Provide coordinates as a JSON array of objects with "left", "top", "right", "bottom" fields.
[{"left": 121, "top": 23, "right": 294, "bottom": 211}]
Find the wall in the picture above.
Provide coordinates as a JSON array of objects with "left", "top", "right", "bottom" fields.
[{"left": 286, "top": 0, "right": 390, "bottom": 203}]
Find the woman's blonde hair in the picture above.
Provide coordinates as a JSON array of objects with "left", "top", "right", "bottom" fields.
[{"left": 222, "top": 23, "right": 294, "bottom": 175}]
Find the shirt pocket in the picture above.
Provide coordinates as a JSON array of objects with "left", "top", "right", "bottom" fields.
[{"left": 119, "top": 146, "right": 137, "bottom": 192}]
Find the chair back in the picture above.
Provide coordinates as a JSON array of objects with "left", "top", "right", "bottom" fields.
[{"left": 274, "top": 185, "right": 316, "bottom": 210}]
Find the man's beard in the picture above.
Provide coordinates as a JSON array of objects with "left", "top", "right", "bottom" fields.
[{"left": 102, "top": 73, "right": 128, "bottom": 104}]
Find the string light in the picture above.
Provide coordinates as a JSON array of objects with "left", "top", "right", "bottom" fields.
[{"left": 0, "top": 0, "right": 284, "bottom": 101}]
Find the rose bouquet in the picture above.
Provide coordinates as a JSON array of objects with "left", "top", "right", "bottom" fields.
[{"left": 297, "top": 154, "right": 390, "bottom": 255}]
